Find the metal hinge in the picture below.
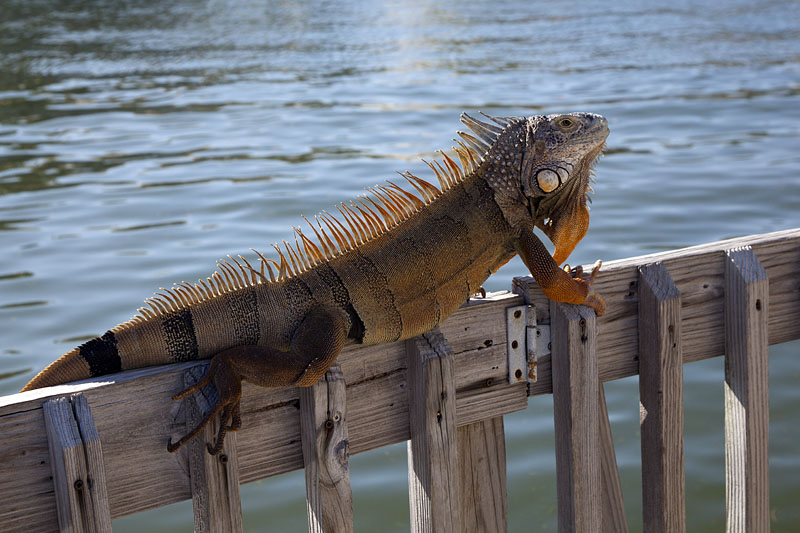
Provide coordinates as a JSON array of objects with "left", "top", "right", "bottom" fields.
[{"left": 506, "top": 304, "right": 551, "bottom": 384}]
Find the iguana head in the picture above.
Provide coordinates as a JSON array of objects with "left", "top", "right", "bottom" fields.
[{"left": 520, "top": 112, "right": 609, "bottom": 265}]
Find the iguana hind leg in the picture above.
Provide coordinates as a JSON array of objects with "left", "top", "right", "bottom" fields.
[{"left": 167, "top": 306, "right": 350, "bottom": 454}]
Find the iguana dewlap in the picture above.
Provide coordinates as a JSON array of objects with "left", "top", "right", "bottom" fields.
[{"left": 23, "top": 112, "right": 609, "bottom": 454}]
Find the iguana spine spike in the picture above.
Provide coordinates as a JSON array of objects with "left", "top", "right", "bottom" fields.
[
  {"left": 154, "top": 292, "right": 176, "bottom": 311},
  {"left": 298, "top": 230, "right": 323, "bottom": 263},
  {"left": 479, "top": 111, "right": 512, "bottom": 127},
  {"left": 326, "top": 209, "right": 357, "bottom": 249},
  {"left": 362, "top": 195, "right": 393, "bottom": 227},
  {"left": 438, "top": 151, "right": 462, "bottom": 182},
  {"left": 457, "top": 131, "right": 489, "bottom": 155},
  {"left": 355, "top": 198, "right": 386, "bottom": 232},
  {"left": 431, "top": 158, "right": 454, "bottom": 188},
  {"left": 351, "top": 203, "right": 378, "bottom": 237},
  {"left": 451, "top": 146, "right": 471, "bottom": 172},
  {"left": 312, "top": 217, "right": 337, "bottom": 256},
  {"left": 461, "top": 112, "right": 503, "bottom": 136},
  {"left": 303, "top": 216, "right": 332, "bottom": 257},
  {"left": 318, "top": 213, "right": 348, "bottom": 251},
  {"left": 282, "top": 240, "right": 303, "bottom": 274},
  {"left": 292, "top": 233, "right": 311, "bottom": 270},
  {"left": 377, "top": 186, "right": 412, "bottom": 218},
  {"left": 386, "top": 181, "right": 424, "bottom": 209},
  {"left": 423, "top": 159, "right": 449, "bottom": 190},
  {"left": 406, "top": 172, "right": 440, "bottom": 201},
  {"left": 270, "top": 244, "right": 291, "bottom": 280},
  {"left": 217, "top": 261, "right": 241, "bottom": 290},
  {"left": 367, "top": 187, "right": 401, "bottom": 223},
  {"left": 401, "top": 173, "right": 431, "bottom": 202},
  {"left": 236, "top": 256, "right": 259, "bottom": 284},
  {"left": 338, "top": 205, "right": 366, "bottom": 244}
]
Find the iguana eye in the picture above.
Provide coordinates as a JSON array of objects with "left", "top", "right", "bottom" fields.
[
  {"left": 536, "top": 169, "right": 560, "bottom": 192},
  {"left": 559, "top": 118, "right": 573, "bottom": 128}
]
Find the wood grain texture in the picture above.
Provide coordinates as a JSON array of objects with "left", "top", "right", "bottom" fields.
[
  {"left": 43, "top": 395, "right": 112, "bottom": 533},
  {"left": 181, "top": 366, "right": 243, "bottom": 533},
  {"left": 407, "top": 327, "right": 462, "bottom": 533},
  {"left": 71, "top": 394, "right": 112, "bottom": 533},
  {"left": 457, "top": 417, "right": 507, "bottom": 533},
  {"left": 638, "top": 263, "right": 685, "bottom": 533},
  {"left": 723, "top": 248, "right": 770, "bottom": 533},
  {"left": 550, "top": 302, "right": 601, "bottom": 533},
  {"left": 598, "top": 385, "right": 627, "bottom": 533},
  {"left": 513, "top": 228, "right": 800, "bottom": 396},
  {"left": 300, "top": 363, "right": 353, "bottom": 533}
]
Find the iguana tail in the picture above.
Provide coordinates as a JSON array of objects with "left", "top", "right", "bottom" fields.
[{"left": 21, "top": 346, "right": 93, "bottom": 391}]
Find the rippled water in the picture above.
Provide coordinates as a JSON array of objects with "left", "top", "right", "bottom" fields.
[{"left": 1, "top": 0, "right": 799, "bottom": 530}]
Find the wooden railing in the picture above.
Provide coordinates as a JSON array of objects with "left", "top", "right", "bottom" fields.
[{"left": 0, "top": 228, "right": 797, "bottom": 532}]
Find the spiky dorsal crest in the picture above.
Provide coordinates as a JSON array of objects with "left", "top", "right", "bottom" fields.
[{"left": 127, "top": 113, "right": 512, "bottom": 323}]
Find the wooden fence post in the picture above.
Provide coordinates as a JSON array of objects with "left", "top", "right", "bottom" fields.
[
  {"left": 407, "top": 326, "right": 461, "bottom": 533},
  {"left": 550, "top": 302, "right": 601, "bottom": 533},
  {"left": 724, "top": 247, "right": 770, "bottom": 532},
  {"left": 43, "top": 394, "right": 112, "bottom": 533},
  {"left": 457, "top": 417, "right": 507, "bottom": 533},
  {"left": 598, "top": 384, "right": 628, "bottom": 532},
  {"left": 181, "top": 365, "right": 243, "bottom": 533},
  {"left": 300, "top": 363, "right": 354, "bottom": 533},
  {"left": 638, "top": 262, "right": 685, "bottom": 533}
]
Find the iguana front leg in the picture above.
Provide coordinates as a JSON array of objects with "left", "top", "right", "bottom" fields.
[
  {"left": 167, "top": 306, "right": 349, "bottom": 455},
  {"left": 515, "top": 227, "right": 606, "bottom": 316}
]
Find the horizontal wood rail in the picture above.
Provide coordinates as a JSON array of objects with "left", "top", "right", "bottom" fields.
[{"left": 0, "top": 227, "right": 796, "bottom": 531}]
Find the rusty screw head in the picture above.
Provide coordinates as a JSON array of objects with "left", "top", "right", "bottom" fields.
[{"left": 219, "top": 454, "right": 229, "bottom": 465}]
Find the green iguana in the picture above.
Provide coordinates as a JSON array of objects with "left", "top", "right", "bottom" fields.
[{"left": 22, "top": 111, "right": 609, "bottom": 455}]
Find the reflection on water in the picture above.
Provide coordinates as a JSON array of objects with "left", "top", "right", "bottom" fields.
[{"left": 1, "top": 0, "right": 799, "bottom": 531}]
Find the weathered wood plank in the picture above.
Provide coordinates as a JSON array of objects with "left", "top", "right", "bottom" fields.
[
  {"left": 179, "top": 366, "right": 243, "bottom": 533},
  {"left": 598, "top": 385, "right": 627, "bottom": 533},
  {"left": 724, "top": 248, "right": 770, "bottom": 533},
  {"left": 43, "top": 394, "right": 112, "bottom": 533},
  {"left": 407, "top": 327, "right": 461, "bottom": 533},
  {"left": 71, "top": 394, "right": 112, "bottom": 533},
  {"left": 638, "top": 263, "right": 685, "bottom": 533},
  {"left": 300, "top": 363, "right": 353, "bottom": 533},
  {"left": 43, "top": 396, "right": 89, "bottom": 533},
  {"left": 551, "top": 302, "right": 601, "bottom": 533},
  {"left": 457, "top": 417, "right": 507, "bottom": 533},
  {"left": 513, "top": 228, "right": 800, "bottom": 396}
]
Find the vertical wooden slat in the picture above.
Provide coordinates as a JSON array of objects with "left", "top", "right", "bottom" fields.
[
  {"left": 598, "top": 385, "right": 628, "bottom": 533},
  {"left": 638, "top": 262, "right": 685, "bottom": 533},
  {"left": 182, "top": 366, "right": 243, "bottom": 533},
  {"left": 724, "top": 247, "right": 770, "bottom": 532},
  {"left": 407, "top": 326, "right": 461, "bottom": 533},
  {"left": 300, "top": 363, "right": 354, "bottom": 533},
  {"left": 457, "top": 417, "right": 507, "bottom": 533},
  {"left": 44, "top": 395, "right": 112, "bottom": 533},
  {"left": 550, "top": 302, "right": 601, "bottom": 533},
  {"left": 71, "top": 395, "right": 112, "bottom": 532}
]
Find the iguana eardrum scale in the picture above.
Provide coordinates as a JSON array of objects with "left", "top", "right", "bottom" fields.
[{"left": 23, "top": 112, "right": 609, "bottom": 455}]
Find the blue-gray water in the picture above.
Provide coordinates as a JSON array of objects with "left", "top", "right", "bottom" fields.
[{"left": 1, "top": 0, "right": 799, "bottom": 530}]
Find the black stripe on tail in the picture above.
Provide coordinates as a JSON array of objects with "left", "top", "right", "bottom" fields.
[{"left": 80, "top": 331, "right": 122, "bottom": 377}]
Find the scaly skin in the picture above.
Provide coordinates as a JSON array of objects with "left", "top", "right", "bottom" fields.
[{"left": 22, "top": 111, "right": 609, "bottom": 454}]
